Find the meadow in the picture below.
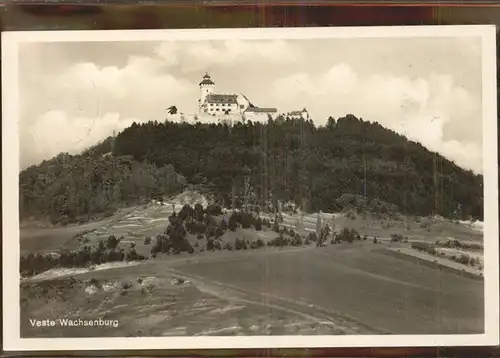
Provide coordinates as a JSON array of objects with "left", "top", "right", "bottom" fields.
[{"left": 19, "top": 193, "right": 484, "bottom": 337}]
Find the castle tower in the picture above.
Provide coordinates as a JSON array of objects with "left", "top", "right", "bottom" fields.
[{"left": 199, "top": 73, "right": 215, "bottom": 113}]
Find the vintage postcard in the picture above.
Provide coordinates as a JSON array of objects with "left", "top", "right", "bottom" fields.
[{"left": 2, "top": 25, "right": 499, "bottom": 351}]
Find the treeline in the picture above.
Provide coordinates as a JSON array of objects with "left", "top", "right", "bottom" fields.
[
  {"left": 19, "top": 149, "right": 186, "bottom": 225},
  {"left": 20, "top": 234, "right": 146, "bottom": 277},
  {"left": 110, "top": 115, "right": 482, "bottom": 220}
]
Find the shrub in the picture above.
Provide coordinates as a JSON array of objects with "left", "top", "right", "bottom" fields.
[
  {"left": 268, "top": 235, "right": 289, "bottom": 247},
  {"left": 144, "top": 237, "right": 151, "bottom": 245},
  {"left": 235, "top": 238, "right": 248, "bottom": 250},
  {"left": 363, "top": 235, "right": 368, "bottom": 241},
  {"left": 106, "top": 235, "right": 120, "bottom": 251},
  {"left": 215, "top": 225, "right": 225, "bottom": 238},
  {"left": 337, "top": 228, "right": 355, "bottom": 243},
  {"left": 307, "top": 232, "right": 318, "bottom": 242},
  {"left": 272, "top": 221, "right": 280, "bottom": 233},
  {"left": 228, "top": 213, "right": 238, "bottom": 231},
  {"left": 178, "top": 204, "right": 195, "bottom": 222},
  {"left": 194, "top": 203, "right": 204, "bottom": 222},
  {"left": 456, "top": 253, "right": 471, "bottom": 265},
  {"left": 290, "top": 235, "right": 303, "bottom": 247},
  {"left": 204, "top": 214, "right": 218, "bottom": 226},
  {"left": 224, "top": 241, "right": 233, "bottom": 251},
  {"left": 205, "top": 225, "right": 216, "bottom": 239},
  {"left": 206, "top": 204, "right": 222, "bottom": 216},
  {"left": 250, "top": 238, "right": 265, "bottom": 249},
  {"left": 435, "top": 239, "right": 483, "bottom": 251},
  {"left": 126, "top": 247, "right": 146, "bottom": 261},
  {"left": 391, "top": 234, "right": 404, "bottom": 242},
  {"left": 151, "top": 234, "right": 171, "bottom": 254},
  {"left": 240, "top": 212, "right": 254, "bottom": 229},
  {"left": 184, "top": 221, "right": 202, "bottom": 234},
  {"left": 122, "top": 281, "right": 133, "bottom": 289},
  {"left": 97, "top": 240, "right": 106, "bottom": 252},
  {"left": 411, "top": 241, "right": 436, "bottom": 255},
  {"left": 197, "top": 234, "right": 205, "bottom": 241},
  {"left": 254, "top": 217, "right": 262, "bottom": 231}
]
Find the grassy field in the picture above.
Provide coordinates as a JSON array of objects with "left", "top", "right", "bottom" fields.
[
  {"left": 21, "top": 241, "right": 483, "bottom": 337},
  {"left": 19, "top": 200, "right": 485, "bottom": 337}
]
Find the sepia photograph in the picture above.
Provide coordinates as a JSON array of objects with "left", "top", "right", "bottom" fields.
[{"left": 2, "top": 25, "right": 499, "bottom": 350}]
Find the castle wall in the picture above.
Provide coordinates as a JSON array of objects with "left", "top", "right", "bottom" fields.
[{"left": 244, "top": 111, "right": 279, "bottom": 122}]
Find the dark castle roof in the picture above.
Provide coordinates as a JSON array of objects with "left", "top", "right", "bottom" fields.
[
  {"left": 206, "top": 93, "right": 238, "bottom": 104},
  {"left": 200, "top": 78, "right": 215, "bottom": 86},
  {"left": 245, "top": 107, "right": 277, "bottom": 113},
  {"left": 199, "top": 73, "right": 215, "bottom": 86}
]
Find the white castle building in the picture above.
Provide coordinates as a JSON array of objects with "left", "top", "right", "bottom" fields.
[
  {"left": 288, "top": 108, "right": 310, "bottom": 120},
  {"left": 198, "top": 73, "right": 279, "bottom": 122}
]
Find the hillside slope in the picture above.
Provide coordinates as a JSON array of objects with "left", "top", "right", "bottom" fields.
[
  {"left": 19, "top": 144, "right": 186, "bottom": 225},
  {"left": 19, "top": 114, "right": 483, "bottom": 225}
]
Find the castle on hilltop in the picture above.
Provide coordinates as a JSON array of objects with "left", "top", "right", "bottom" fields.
[
  {"left": 197, "top": 73, "right": 282, "bottom": 122},
  {"left": 168, "top": 73, "right": 310, "bottom": 124}
]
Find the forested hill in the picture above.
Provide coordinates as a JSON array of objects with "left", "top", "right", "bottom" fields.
[
  {"left": 113, "top": 114, "right": 482, "bottom": 220},
  {"left": 19, "top": 142, "right": 187, "bottom": 225},
  {"left": 19, "top": 114, "right": 483, "bottom": 225}
]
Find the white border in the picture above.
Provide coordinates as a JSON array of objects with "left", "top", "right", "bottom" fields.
[{"left": 2, "top": 25, "right": 498, "bottom": 351}]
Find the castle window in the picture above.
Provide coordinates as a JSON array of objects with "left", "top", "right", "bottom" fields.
[
  {"left": 240, "top": 105, "right": 244, "bottom": 109},
  {"left": 204, "top": 109, "right": 208, "bottom": 112}
]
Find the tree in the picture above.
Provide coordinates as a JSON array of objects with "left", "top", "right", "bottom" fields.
[
  {"left": 194, "top": 203, "right": 204, "bottom": 222},
  {"left": 327, "top": 116, "right": 336, "bottom": 129},
  {"left": 228, "top": 213, "right": 238, "bottom": 231},
  {"left": 106, "top": 235, "right": 120, "bottom": 251},
  {"left": 167, "top": 106, "right": 178, "bottom": 115}
]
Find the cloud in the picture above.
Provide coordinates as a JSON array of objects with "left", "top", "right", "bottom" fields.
[
  {"left": 20, "top": 54, "right": 200, "bottom": 168},
  {"left": 50, "top": 55, "right": 195, "bottom": 115},
  {"left": 20, "top": 111, "right": 138, "bottom": 168},
  {"left": 155, "top": 39, "right": 300, "bottom": 73},
  {"left": 270, "top": 63, "right": 482, "bottom": 173}
]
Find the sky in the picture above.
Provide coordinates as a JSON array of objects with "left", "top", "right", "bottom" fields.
[{"left": 19, "top": 36, "right": 484, "bottom": 173}]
